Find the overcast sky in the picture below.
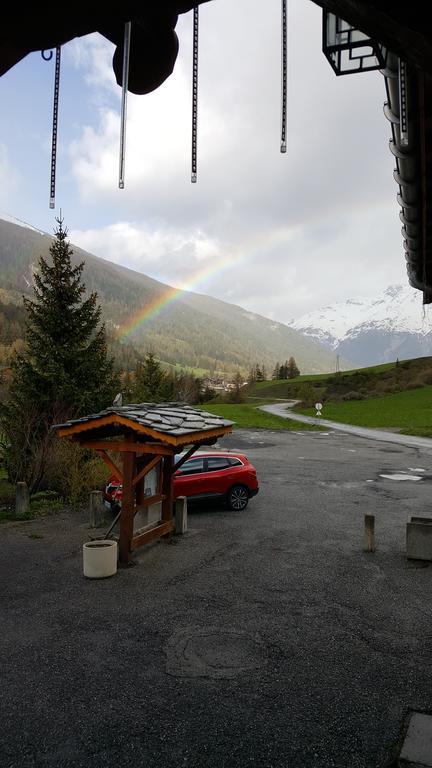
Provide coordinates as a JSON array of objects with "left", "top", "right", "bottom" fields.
[{"left": 0, "top": 0, "right": 410, "bottom": 323}]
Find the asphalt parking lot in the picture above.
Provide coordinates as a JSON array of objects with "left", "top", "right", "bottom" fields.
[{"left": 1, "top": 427, "right": 432, "bottom": 768}]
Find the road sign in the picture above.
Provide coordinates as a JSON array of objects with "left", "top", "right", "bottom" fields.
[{"left": 315, "top": 402, "right": 323, "bottom": 417}]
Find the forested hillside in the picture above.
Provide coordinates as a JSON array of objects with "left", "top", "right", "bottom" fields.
[{"left": 0, "top": 218, "right": 343, "bottom": 374}]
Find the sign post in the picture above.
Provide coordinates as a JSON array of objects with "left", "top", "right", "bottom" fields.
[{"left": 315, "top": 402, "right": 323, "bottom": 418}]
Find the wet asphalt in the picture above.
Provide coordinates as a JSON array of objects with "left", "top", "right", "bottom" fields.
[{"left": 1, "top": 427, "right": 432, "bottom": 767}]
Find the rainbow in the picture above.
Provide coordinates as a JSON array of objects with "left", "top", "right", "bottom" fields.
[{"left": 115, "top": 227, "right": 294, "bottom": 341}]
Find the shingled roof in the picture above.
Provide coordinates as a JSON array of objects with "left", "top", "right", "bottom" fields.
[{"left": 53, "top": 402, "right": 233, "bottom": 446}]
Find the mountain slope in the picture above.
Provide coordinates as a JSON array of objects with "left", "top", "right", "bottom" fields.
[
  {"left": 291, "top": 284, "right": 432, "bottom": 367},
  {"left": 0, "top": 217, "right": 341, "bottom": 374}
]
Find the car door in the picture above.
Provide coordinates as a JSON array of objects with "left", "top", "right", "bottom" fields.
[
  {"left": 173, "top": 456, "right": 207, "bottom": 498},
  {"left": 203, "top": 456, "right": 233, "bottom": 494}
]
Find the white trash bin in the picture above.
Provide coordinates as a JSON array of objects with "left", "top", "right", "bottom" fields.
[{"left": 83, "top": 539, "right": 118, "bottom": 579}]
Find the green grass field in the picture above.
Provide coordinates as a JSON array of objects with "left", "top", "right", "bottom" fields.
[
  {"left": 298, "top": 385, "right": 432, "bottom": 437},
  {"left": 251, "top": 361, "right": 399, "bottom": 388},
  {"left": 199, "top": 403, "right": 321, "bottom": 431}
]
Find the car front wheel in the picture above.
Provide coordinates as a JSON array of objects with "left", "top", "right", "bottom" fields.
[{"left": 227, "top": 485, "right": 249, "bottom": 511}]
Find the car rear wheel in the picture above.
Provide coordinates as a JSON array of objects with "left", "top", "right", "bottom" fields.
[{"left": 227, "top": 485, "right": 249, "bottom": 511}]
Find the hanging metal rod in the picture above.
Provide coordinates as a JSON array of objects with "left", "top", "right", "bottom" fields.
[
  {"left": 281, "top": 0, "right": 287, "bottom": 153},
  {"left": 398, "top": 58, "right": 409, "bottom": 147},
  {"left": 49, "top": 46, "right": 61, "bottom": 209},
  {"left": 191, "top": 6, "right": 199, "bottom": 182},
  {"left": 119, "top": 21, "right": 131, "bottom": 189}
]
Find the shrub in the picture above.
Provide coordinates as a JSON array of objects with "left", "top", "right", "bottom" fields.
[
  {"left": 44, "top": 439, "right": 108, "bottom": 503},
  {"left": 30, "top": 490, "right": 63, "bottom": 513},
  {"left": 419, "top": 372, "right": 432, "bottom": 385},
  {"left": 341, "top": 391, "right": 365, "bottom": 401}
]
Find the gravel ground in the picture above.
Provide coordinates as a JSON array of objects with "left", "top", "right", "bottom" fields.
[{"left": 1, "top": 428, "right": 432, "bottom": 768}]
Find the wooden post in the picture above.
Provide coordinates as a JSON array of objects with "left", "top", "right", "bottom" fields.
[
  {"left": 363, "top": 514, "right": 375, "bottom": 553},
  {"left": 15, "top": 481, "right": 30, "bottom": 519},
  {"left": 89, "top": 490, "right": 104, "bottom": 528},
  {"left": 119, "top": 447, "right": 136, "bottom": 565},
  {"left": 161, "top": 454, "right": 174, "bottom": 525}
]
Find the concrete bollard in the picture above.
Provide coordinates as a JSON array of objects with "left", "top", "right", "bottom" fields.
[
  {"left": 175, "top": 496, "right": 188, "bottom": 535},
  {"left": 406, "top": 517, "right": 432, "bottom": 561},
  {"left": 363, "top": 514, "right": 375, "bottom": 553},
  {"left": 15, "top": 481, "right": 30, "bottom": 519},
  {"left": 89, "top": 490, "right": 104, "bottom": 528}
]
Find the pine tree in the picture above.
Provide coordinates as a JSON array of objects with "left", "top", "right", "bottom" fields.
[
  {"left": 248, "top": 366, "right": 257, "bottom": 385},
  {"left": 132, "top": 352, "right": 170, "bottom": 402},
  {"left": 287, "top": 356, "right": 300, "bottom": 379},
  {"left": 255, "top": 364, "right": 264, "bottom": 382},
  {"left": 0, "top": 219, "right": 118, "bottom": 490}
]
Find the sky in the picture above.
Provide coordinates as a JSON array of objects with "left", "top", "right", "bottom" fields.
[{"left": 0, "top": 0, "right": 410, "bottom": 324}]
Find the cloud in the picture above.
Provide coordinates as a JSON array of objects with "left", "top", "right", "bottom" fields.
[
  {"left": 62, "top": 0, "right": 410, "bottom": 319},
  {"left": 0, "top": 144, "right": 21, "bottom": 210},
  {"left": 65, "top": 34, "right": 118, "bottom": 96},
  {"left": 70, "top": 222, "right": 222, "bottom": 284}
]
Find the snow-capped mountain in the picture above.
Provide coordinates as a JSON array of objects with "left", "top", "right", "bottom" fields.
[{"left": 290, "top": 284, "right": 432, "bottom": 367}]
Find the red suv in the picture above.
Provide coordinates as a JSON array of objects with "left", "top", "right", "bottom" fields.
[
  {"left": 105, "top": 452, "right": 259, "bottom": 513},
  {"left": 174, "top": 451, "right": 259, "bottom": 511}
]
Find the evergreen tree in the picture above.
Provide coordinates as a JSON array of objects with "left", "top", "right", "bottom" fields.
[
  {"left": 0, "top": 218, "right": 118, "bottom": 490},
  {"left": 287, "top": 356, "right": 300, "bottom": 379},
  {"left": 229, "top": 371, "right": 245, "bottom": 403},
  {"left": 272, "top": 362, "right": 280, "bottom": 380},
  {"left": 132, "top": 352, "right": 171, "bottom": 402},
  {"left": 248, "top": 366, "right": 257, "bottom": 385},
  {"left": 255, "top": 364, "right": 264, "bottom": 382}
]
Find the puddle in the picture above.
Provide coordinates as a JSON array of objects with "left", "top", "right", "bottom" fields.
[
  {"left": 379, "top": 473, "right": 423, "bottom": 482},
  {"left": 408, "top": 467, "right": 426, "bottom": 472}
]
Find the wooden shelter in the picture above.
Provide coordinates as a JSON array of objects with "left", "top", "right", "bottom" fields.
[{"left": 54, "top": 403, "right": 233, "bottom": 564}]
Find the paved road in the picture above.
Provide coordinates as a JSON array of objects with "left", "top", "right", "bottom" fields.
[
  {"left": 261, "top": 401, "right": 432, "bottom": 451},
  {"left": 1, "top": 428, "right": 432, "bottom": 767}
]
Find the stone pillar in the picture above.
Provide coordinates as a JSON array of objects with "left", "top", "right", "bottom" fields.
[
  {"left": 15, "top": 482, "right": 30, "bottom": 519},
  {"left": 89, "top": 490, "right": 104, "bottom": 528},
  {"left": 175, "top": 496, "right": 188, "bottom": 535}
]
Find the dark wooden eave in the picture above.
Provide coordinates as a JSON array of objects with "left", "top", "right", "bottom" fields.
[{"left": 312, "top": 1, "right": 432, "bottom": 74}]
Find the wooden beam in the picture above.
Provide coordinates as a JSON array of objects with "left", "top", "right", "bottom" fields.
[
  {"left": 132, "top": 456, "right": 161, "bottom": 487},
  {"left": 78, "top": 440, "right": 174, "bottom": 456},
  {"left": 57, "top": 413, "right": 232, "bottom": 446},
  {"left": 161, "top": 454, "right": 174, "bottom": 524},
  {"left": 135, "top": 493, "right": 164, "bottom": 511},
  {"left": 118, "top": 448, "right": 135, "bottom": 564},
  {"left": 131, "top": 520, "right": 174, "bottom": 551},
  {"left": 171, "top": 444, "right": 199, "bottom": 473},
  {"left": 96, "top": 450, "right": 123, "bottom": 482}
]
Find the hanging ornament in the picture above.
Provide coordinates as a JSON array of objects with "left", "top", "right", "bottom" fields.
[
  {"left": 281, "top": 0, "right": 287, "bottom": 153},
  {"left": 398, "top": 59, "right": 409, "bottom": 147},
  {"left": 49, "top": 46, "right": 61, "bottom": 209},
  {"left": 119, "top": 22, "right": 132, "bottom": 189},
  {"left": 191, "top": 6, "right": 199, "bottom": 182}
]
